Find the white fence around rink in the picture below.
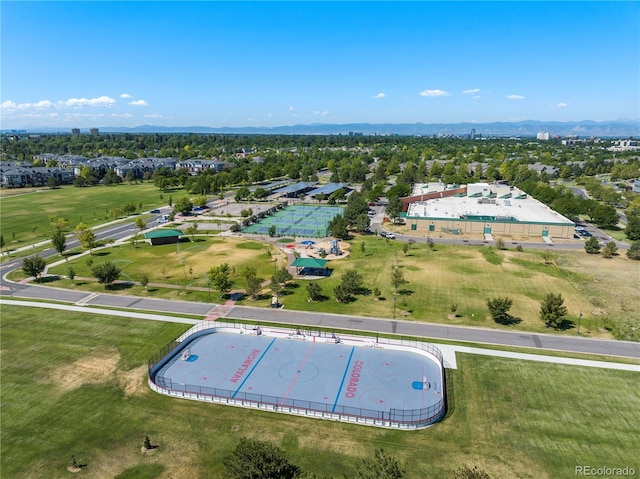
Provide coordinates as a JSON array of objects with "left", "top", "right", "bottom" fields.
[{"left": 148, "top": 320, "right": 447, "bottom": 430}]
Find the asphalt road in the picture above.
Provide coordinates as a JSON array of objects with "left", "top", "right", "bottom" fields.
[{"left": 226, "top": 306, "right": 640, "bottom": 360}]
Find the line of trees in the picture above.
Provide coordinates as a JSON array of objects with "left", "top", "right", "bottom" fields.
[{"left": 486, "top": 293, "right": 570, "bottom": 330}]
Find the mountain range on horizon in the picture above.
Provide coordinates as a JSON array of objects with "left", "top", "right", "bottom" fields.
[{"left": 7, "top": 119, "right": 640, "bottom": 138}]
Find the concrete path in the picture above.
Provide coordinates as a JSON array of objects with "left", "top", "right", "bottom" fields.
[
  {"left": 2, "top": 299, "right": 199, "bottom": 324},
  {"left": 2, "top": 300, "right": 638, "bottom": 373}
]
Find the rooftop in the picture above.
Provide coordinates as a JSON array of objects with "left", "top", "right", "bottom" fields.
[{"left": 406, "top": 186, "right": 574, "bottom": 225}]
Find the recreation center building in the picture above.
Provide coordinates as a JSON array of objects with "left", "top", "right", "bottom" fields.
[{"left": 401, "top": 182, "right": 575, "bottom": 239}]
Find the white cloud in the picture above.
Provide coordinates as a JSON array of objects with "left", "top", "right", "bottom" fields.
[
  {"left": 120, "top": 93, "right": 133, "bottom": 99},
  {"left": 62, "top": 96, "right": 117, "bottom": 108},
  {"left": 1, "top": 99, "right": 54, "bottom": 111},
  {"left": 289, "top": 106, "right": 295, "bottom": 111},
  {"left": 313, "top": 110, "right": 329, "bottom": 115},
  {"left": 372, "top": 92, "right": 386, "bottom": 99},
  {"left": 556, "top": 102, "right": 568, "bottom": 108},
  {"left": 144, "top": 113, "right": 163, "bottom": 119},
  {"left": 462, "top": 88, "right": 480, "bottom": 95},
  {"left": 419, "top": 89, "right": 451, "bottom": 97},
  {"left": 506, "top": 94, "right": 525, "bottom": 100},
  {"left": 128, "top": 99, "right": 149, "bottom": 106}
]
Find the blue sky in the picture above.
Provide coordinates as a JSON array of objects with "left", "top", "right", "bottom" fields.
[{"left": 1, "top": 1, "right": 638, "bottom": 129}]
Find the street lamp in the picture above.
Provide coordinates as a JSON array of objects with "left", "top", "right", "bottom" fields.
[{"left": 578, "top": 311, "right": 583, "bottom": 334}]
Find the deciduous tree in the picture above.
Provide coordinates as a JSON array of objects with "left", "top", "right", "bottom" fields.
[
  {"left": 75, "top": 222, "right": 97, "bottom": 254},
  {"left": 51, "top": 229, "right": 67, "bottom": 256},
  {"left": 135, "top": 216, "right": 147, "bottom": 235},
  {"left": 174, "top": 196, "right": 193, "bottom": 216},
  {"left": 242, "top": 266, "right": 263, "bottom": 299},
  {"left": 208, "top": 263, "right": 233, "bottom": 298},
  {"left": 91, "top": 261, "right": 121, "bottom": 289},
  {"left": 22, "top": 255, "right": 47, "bottom": 281},
  {"left": 391, "top": 266, "right": 405, "bottom": 293}
]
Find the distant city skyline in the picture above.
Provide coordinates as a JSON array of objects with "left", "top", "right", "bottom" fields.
[{"left": 1, "top": 1, "right": 639, "bottom": 130}]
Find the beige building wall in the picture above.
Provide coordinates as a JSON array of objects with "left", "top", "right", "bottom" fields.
[{"left": 405, "top": 217, "right": 575, "bottom": 239}]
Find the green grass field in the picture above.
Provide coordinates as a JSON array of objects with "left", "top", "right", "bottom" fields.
[
  {"left": 1, "top": 305, "right": 638, "bottom": 478},
  {"left": 48, "top": 237, "right": 284, "bottom": 290},
  {"left": 0, "top": 183, "right": 172, "bottom": 250},
  {"left": 42, "top": 235, "right": 640, "bottom": 338}
]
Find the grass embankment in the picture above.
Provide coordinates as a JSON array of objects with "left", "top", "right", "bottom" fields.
[
  {"left": 43, "top": 235, "right": 640, "bottom": 337},
  {"left": 1, "top": 305, "right": 638, "bottom": 478},
  {"left": 245, "top": 238, "right": 639, "bottom": 337},
  {"left": 0, "top": 183, "right": 173, "bottom": 251}
]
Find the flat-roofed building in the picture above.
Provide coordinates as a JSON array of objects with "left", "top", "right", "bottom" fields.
[{"left": 404, "top": 183, "right": 575, "bottom": 239}]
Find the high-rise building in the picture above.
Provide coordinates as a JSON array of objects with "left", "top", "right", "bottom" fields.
[
  {"left": 71, "top": 128, "right": 80, "bottom": 136},
  {"left": 537, "top": 131, "right": 550, "bottom": 141},
  {"left": 89, "top": 128, "right": 99, "bottom": 136}
]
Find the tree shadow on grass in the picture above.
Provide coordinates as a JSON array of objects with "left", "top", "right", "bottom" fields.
[
  {"left": 495, "top": 315, "right": 522, "bottom": 326},
  {"left": 37, "top": 275, "right": 61, "bottom": 284},
  {"left": 308, "top": 294, "right": 330, "bottom": 302},
  {"left": 356, "top": 287, "right": 372, "bottom": 296},
  {"left": 398, "top": 288, "right": 414, "bottom": 296},
  {"left": 548, "top": 319, "right": 575, "bottom": 331},
  {"left": 106, "top": 282, "right": 134, "bottom": 291}
]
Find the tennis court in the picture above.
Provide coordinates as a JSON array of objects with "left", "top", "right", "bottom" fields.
[
  {"left": 242, "top": 205, "right": 344, "bottom": 238},
  {"left": 149, "top": 323, "right": 446, "bottom": 429}
]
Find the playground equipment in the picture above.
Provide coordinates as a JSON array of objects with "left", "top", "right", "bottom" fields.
[{"left": 329, "top": 239, "right": 341, "bottom": 256}]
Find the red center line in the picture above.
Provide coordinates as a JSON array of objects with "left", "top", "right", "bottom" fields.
[{"left": 279, "top": 342, "right": 316, "bottom": 406}]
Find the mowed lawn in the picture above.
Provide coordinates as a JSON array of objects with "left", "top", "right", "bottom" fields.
[
  {"left": 48, "top": 238, "right": 283, "bottom": 290},
  {"left": 243, "top": 237, "right": 639, "bottom": 337},
  {"left": 0, "top": 183, "right": 170, "bottom": 250},
  {"left": 43, "top": 235, "right": 640, "bottom": 336},
  {"left": 1, "top": 305, "right": 638, "bottom": 478}
]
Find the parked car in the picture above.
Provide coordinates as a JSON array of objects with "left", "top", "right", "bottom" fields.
[
  {"left": 150, "top": 209, "right": 161, "bottom": 213},
  {"left": 380, "top": 231, "right": 396, "bottom": 239}
]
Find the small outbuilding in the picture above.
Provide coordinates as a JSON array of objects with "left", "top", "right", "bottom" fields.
[
  {"left": 291, "top": 257, "right": 329, "bottom": 276},
  {"left": 144, "top": 229, "right": 184, "bottom": 245}
]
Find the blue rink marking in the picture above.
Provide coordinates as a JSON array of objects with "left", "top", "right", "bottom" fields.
[
  {"left": 332, "top": 346, "right": 355, "bottom": 412},
  {"left": 232, "top": 337, "right": 276, "bottom": 398}
]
